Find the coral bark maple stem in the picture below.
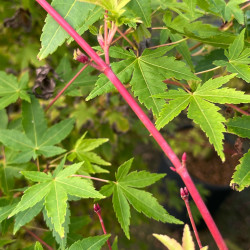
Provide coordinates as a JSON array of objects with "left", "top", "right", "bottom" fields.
[{"left": 35, "top": 1, "right": 228, "bottom": 249}]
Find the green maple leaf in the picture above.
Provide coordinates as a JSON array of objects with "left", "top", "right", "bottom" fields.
[
  {"left": 164, "top": 14, "right": 236, "bottom": 48},
  {"left": 43, "top": 203, "right": 70, "bottom": 248},
  {"left": 67, "top": 132, "right": 110, "bottom": 174},
  {"left": 155, "top": 74, "right": 250, "bottom": 161},
  {"left": 125, "top": 0, "right": 152, "bottom": 27},
  {"left": 214, "top": 29, "right": 250, "bottom": 82},
  {"left": 226, "top": 116, "right": 250, "bottom": 139},
  {"left": 0, "top": 71, "right": 30, "bottom": 110},
  {"left": 226, "top": 115, "right": 250, "bottom": 191},
  {"left": 8, "top": 162, "right": 104, "bottom": 237},
  {"left": 99, "top": 158, "right": 182, "bottom": 239},
  {"left": 13, "top": 200, "right": 44, "bottom": 234},
  {"left": 38, "top": 0, "right": 103, "bottom": 60},
  {"left": 68, "top": 234, "right": 111, "bottom": 250},
  {"left": 230, "top": 149, "right": 250, "bottom": 191},
  {"left": 0, "top": 96, "right": 75, "bottom": 163},
  {"left": 87, "top": 46, "right": 198, "bottom": 116},
  {"left": 0, "top": 148, "right": 33, "bottom": 195},
  {"left": 207, "top": 0, "right": 245, "bottom": 24}
]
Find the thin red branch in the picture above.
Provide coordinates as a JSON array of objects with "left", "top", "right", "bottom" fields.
[
  {"left": 180, "top": 187, "right": 203, "bottom": 249},
  {"left": 24, "top": 227, "right": 53, "bottom": 250},
  {"left": 111, "top": 27, "right": 133, "bottom": 45},
  {"left": 46, "top": 64, "right": 88, "bottom": 111},
  {"left": 226, "top": 104, "right": 250, "bottom": 116},
  {"left": 35, "top": 1, "right": 228, "bottom": 249},
  {"left": 94, "top": 204, "right": 112, "bottom": 250},
  {"left": 116, "top": 28, "right": 137, "bottom": 50}
]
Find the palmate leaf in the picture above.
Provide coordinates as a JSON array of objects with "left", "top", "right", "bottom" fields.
[
  {"left": 88, "top": 46, "right": 197, "bottom": 116},
  {"left": 38, "top": 0, "right": 100, "bottom": 60},
  {"left": 0, "top": 97, "right": 75, "bottom": 163},
  {"left": 68, "top": 234, "right": 111, "bottom": 250},
  {"left": 67, "top": 132, "right": 110, "bottom": 174},
  {"left": 0, "top": 71, "right": 30, "bottom": 110},
  {"left": 231, "top": 149, "right": 250, "bottom": 191},
  {"left": 103, "top": 159, "right": 181, "bottom": 239},
  {"left": 155, "top": 75, "right": 250, "bottom": 161},
  {"left": 9, "top": 162, "right": 104, "bottom": 237},
  {"left": 213, "top": 29, "right": 250, "bottom": 82}
]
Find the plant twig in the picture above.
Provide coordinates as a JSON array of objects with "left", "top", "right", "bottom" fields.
[
  {"left": 24, "top": 227, "right": 53, "bottom": 250},
  {"left": 46, "top": 64, "right": 88, "bottom": 112},
  {"left": 71, "top": 174, "right": 110, "bottom": 183},
  {"left": 180, "top": 187, "right": 203, "bottom": 249},
  {"left": 104, "top": 10, "right": 110, "bottom": 64},
  {"left": 94, "top": 204, "right": 112, "bottom": 250},
  {"left": 149, "top": 38, "right": 188, "bottom": 49},
  {"left": 117, "top": 27, "right": 137, "bottom": 50},
  {"left": 35, "top": 2, "right": 228, "bottom": 249},
  {"left": 180, "top": 154, "right": 203, "bottom": 249},
  {"left": 176, "top": 42, "right": 203, "bottom": 59},
  {"left": 195, "top": 66, "right": 221, "bottom": 75},
  {"left": 37, "top": 157, "right": 40, "bottom": 172},
  {"left": 225, "top": 104, "right": 250, "bottom": 116},
  {"left": 163, "top": 79, "right": 190, "bottom": 89},
  {"left": 111, "top": 27, "right": 133, "bottom": 45}
]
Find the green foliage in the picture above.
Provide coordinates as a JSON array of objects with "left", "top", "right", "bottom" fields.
[
  {"left": 67, "top": 132, "right": 110, "bottom": 173},
  {"left": 226, "top": 115, "right": 250, "bottom": 191},
  {"left": 231, "top": 149, "right": 250, "bottom": 191},
  {"left": 1, "top": 0, "right": 250, "bottom": 248},
  {"left": 155, "top": 74, "right": 250, "bottom": 161},
  {"left": 214, "top": 29, "right": 250, "bottom": 82},
  {"left": 226, "top": 116, "right": 250, "bottom": 139},
  {"left": 68, "top": 234, "right": 111, "bottom": 250},
  {"left": 0, "top": 97, "right": 75, "bottom": 163},
  {"left": 100, "top": 158, "right": 182, "bottom": 239},
  {"left": 9, "top": 162, "right": 104, "bottom": 237},
  {"left": 38, "top": 0, "right": 103, "bottom": 59},
  {"left": 0, "top": 71, "right": 30, "bottom": 110},
  {"left": 88, "top": 46, "right": 197, "bottom": 116}
]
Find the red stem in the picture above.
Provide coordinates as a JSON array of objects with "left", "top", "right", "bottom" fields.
[
  {"left": 46, "top": 64, "right": 88, "bottom": 111},
  {"left": 24, "top": 227, "right": 53, "bottom": 250},
  {"left": 35, "top": 1, "right": 227, "bottom": 249},
  {"left": 184, "top": 199, "right": 203, "bottom": 249},
  {"left": 94, "top": 204, "right": 112, "bottom": 250},
  {"left": 226, "top": 104, "right": 250, "bottom": 116},
  {"left": 181, "top": 187, "right": 203, "bottom": 249}
]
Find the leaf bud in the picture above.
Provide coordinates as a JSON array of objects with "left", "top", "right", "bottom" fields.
[{"left": 73, "top": 48, "right": 89, "bottom": 64}]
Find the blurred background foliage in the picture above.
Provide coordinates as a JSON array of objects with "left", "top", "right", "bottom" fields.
[{"left": 0, "top": 0, "right": 250, "bottom": 249}]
